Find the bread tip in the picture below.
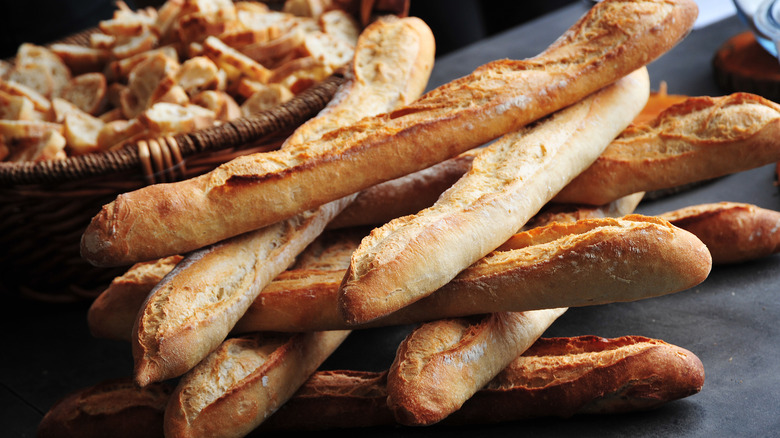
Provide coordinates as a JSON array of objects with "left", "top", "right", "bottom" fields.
[
  {"left": 133, "top": 353, "right": 164, "bottom": 388},
  {"left": 80, "top": 202, "right": 118, "bottom": 267}
]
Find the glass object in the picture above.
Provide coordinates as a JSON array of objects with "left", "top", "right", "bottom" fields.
[{"left": 734, "top": 0, "right": 780, "bottom": 58}]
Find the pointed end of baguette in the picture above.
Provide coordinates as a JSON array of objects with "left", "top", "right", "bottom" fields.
[
  {"left": 81, "top": 204, "right": 117, "bottom": 267},
  {"left": 133, "top": 361, "right": 156, "bottom": 388},
  {"left": 338, "top": 276, "right": 376, "bottom": 326}
]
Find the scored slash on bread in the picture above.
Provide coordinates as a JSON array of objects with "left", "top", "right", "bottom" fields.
[
  {"left": 164, "top": 330, "right": 350, "bottom": 438},
  {"left": 554, "top": 93, "right": 780, "bottom": 205},
  {"left": 261, "top": 336, "right": 705, "bottom": 430},
  {"left": 386, "top": 309, "right": 566, "bottom": 426},
  {"left": 131, "top": 198, "right": 354, "bottom": 386},
  {"left": 338, "top": 68, "right": 651, "bottom": 325},
  {"left": 80, "top": 0, "right": 699, "bottom": 268},
  {"left": 331, "top": 90, "right": 780, "bottom": 230}
]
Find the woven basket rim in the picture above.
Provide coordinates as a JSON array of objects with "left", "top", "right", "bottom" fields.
[
  {"left": 0, "top": 1, "right": 353, "bottom": 187},
  {"left": 0, "top": 73, "right": 345, "bottom": 186}
]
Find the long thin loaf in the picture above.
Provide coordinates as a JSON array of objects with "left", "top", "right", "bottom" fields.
[
  {"left": 35, "top": 336, "right": 705, "bottom": 436},
  {"left": 131, "top": 201, "right": 350, "bottom": 386},
  {"left": 89, "top": 213, "right": 711, "bottom": 337},
  {"left": 239, "top": 214, "right": 711, "bottom": 332},
  {"left": 659, "top": 202, "right": 780, "bottom": 264},
  {"left": 554, "top": 93, "right": 780, "bottom": 205},
  {"left": 386, "top": 309, "right": 567, "bottom": 426},
  {"left": 81, "top": 0, "right": 697, "bottom": 267},
  {"left": 164, "top": 330, "right": 350, "bottom": 438},
  {"left": 259, "top": 336, "right": 705, "bottom": 431},
  {"left": 339, "top": 68, "right": 651, "bottom": 325}
]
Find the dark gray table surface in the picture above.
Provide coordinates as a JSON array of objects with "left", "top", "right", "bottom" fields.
[{"left": 3, "top": 3, "right": 779, "bottom": 438}]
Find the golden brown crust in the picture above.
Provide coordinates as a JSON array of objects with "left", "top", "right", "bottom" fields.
[
  {"left": 446, "top": 335, "right": 705, "bottom": 423},
  {"left": 659, "top": 202, "right": 780, "bottom": 264},
  {"left": 554, "top": 93, "right": 780, "bottom": 205},
  {"left": 283, "top": 15, "right": 435, "bottom": 146},
  {"left": 163, "top": 330, "right": 350, "bottom": 438},
  {"left": 386, "top": 309, "right": 566, "bottom": 426},
  {"left": 37, "top": 377, "right": 172, "bottom": 438},
  {"left": 81, "top": 0, "right": 696, "bottom": 267},
  {"left": 131, "top": 196, "right": 350, "bottom": 387},
  {"left": 394, "top": 214, "right": 711, "bottom": 321},
  {"left": 258, "top": 335, "right": 704, "bottom": 431},
  {"left": 80, "top": 15, "right": 436, "bottom": 267},
  {"left": 36, "top": 336, "right": 705, "bottom": 435},
  {"left": 522, "top": 192, "right": 644, "bottom": 231},
  {"left": 328, "top": 150, "right": 477, "bottom": 229},
  {"left": 89, "top": 214, "right": 711, "bottom": 336},
  {"left": 240, "top": 214, "right": 713, "bottom": 333},
  {"left": 87, "top": 255, "right": 183, "bottom": 341},
  {"left": 339, "top": 68, "right": 650, "bottom": 325}
]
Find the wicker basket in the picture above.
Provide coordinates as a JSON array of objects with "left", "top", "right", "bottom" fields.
[{"left": 0, "top": 19, "right": 346, "bottom": 302}]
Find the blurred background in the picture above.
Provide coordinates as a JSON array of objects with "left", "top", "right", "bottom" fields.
[{"left": 0, "top": 0, "right": 579, "bottom": 58}]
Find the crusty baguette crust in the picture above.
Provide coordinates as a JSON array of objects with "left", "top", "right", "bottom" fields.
[
  {"left": 283, "top": 16, "right": 435, "bottom": 146},
  {"left": 259, "top": 335, "right": 704, "bottom": 431},
  {"left": 326, "top": 86, "right": 693, "bottom": 231},
  {"left": 465, "top": 335, "right": 705, "bottom": 420},
  {"left": 554, "top": 93, "right": 780, "bottom": 205},
  {"left": 164, "top": 330, "right": 350, "bottom": 438},
  {"left": 87, "top": 256, "right": 183, "bottom": 341},
  {"left": 131, "top": 200, "right": 349, "bottom": 386},
  {"left": 329, "top": 154, "right": 642, "bottom": 230},
  {"left": 339, "top": 68, "right": 651, "bottom": 325},
  {"left": 89, "top": 214, "right": 711, "bottom": 337},
  {"left": 390, "top": 214, "right": 711, "bottom": 323},
  {"left": 81, "top": 0, "right": 697, "bottom": 267},
  {"left": 386, "top": 309, "right": 567, "bottom": 425},
  {"left": 328, "top": 150, "right": 477, "bottom": 229},
  {"left": 522, "top": 191, "right": 644, "bottom": 231},
  {"left": 37, "top": 377, "right": 172, "bottom": 438},
  {"left": 87, "top": 194, "right": 631, "bottom": 340},
  {"left": 659, "top": 202, "right": 780, "bottom": 264},
  {"left": 80, "top": 16, "right": 435, "bottom": 267},
  {"left": 35, "top": 336, "right": 705, "bottom": 435},
  {"left": 240, "top": 215, "right": 711, "bottom": 332}
]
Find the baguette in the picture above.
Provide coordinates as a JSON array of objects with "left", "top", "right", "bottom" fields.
[
  {"left": 327, "top": 89, "right": 687, "bottom": 231},
  {"left": 164, "top": 330, "right": 350, "bottom": 438},
  {"left": 88, "top": 255, "right": 183, "bottom": 341},
  {"left": 240, "top": 214, "right": 710, "bottom": 332},
  {"left": 130, "top": 16, "right": 436, "bottom": 386},
  {"left": 386, "top": 309, "right": 567, "bottom": 425},
  {"left": 132, "top": 202, "right": 350, "bottom": 386},
  {"left": 37, "top": 377, "right": 172, "bottom": 438},
  {"left": 339, "top": 68, "right": 651, "bottom": 325},
  {"left": 35, "top": 336, "right": 704, "bottom": 436},
  {"left": 80, "top": 15, "right": 435, "bottom": 267},
  {"left": 89, "top": 212, "right": 710, "bottom": 337},
  {"left": 81, "top": 0, "right": 697, "bottom": 267},
  {"left": 659, "top": 202, "right": 780, "bottom": 264},
  {"left": 327, "top": 150, "right": 478, "bottom": 229},
  {"left": 259, "top": 335, "right": 704, "bottom": 431},
  {"left": 520, "top": 191, "right": 644, "bottom": 231},
  {"left": 554, "top": 92, "right": 780, "bottom": 205}
]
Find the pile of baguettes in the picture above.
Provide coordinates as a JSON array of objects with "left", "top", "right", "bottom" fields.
[{"left": 37, "top": 0, "right": 780, "bottom": 437}]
